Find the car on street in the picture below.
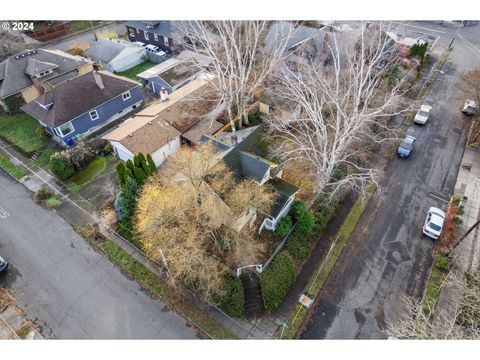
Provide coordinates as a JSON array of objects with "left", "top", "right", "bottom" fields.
[
  {"left": 0, "top": 254, "right": 8, "bottom": 273},
  {"left": 423, "top": 207, "right": 446, "bottom": 240},
  {"left": 414, "top": 104, "right": 433, "bottom": 125},
  {"left": 462, "top": 100, "right": 478, "bottom": 115},
  {"left": 397, "top": 135, "right": 416, "bottom": 159}
]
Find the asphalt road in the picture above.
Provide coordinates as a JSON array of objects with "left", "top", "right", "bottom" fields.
[
  {"left": 0, "top": 174, "right": 199, "bottom": 339},
  {"left": 300, "top": 22, "right": 480, "bottom": 339}
]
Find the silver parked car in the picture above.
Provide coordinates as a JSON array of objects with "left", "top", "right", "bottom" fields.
[
  {"left": 462, "top": 100, "right": 478, "bottom": 116},
  {"left": 414, "top": 105, "right": 433, "bottom": 125}
]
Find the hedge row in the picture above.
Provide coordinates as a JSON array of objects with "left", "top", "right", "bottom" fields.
[
  {"left": 212, "top": 276, "right": 245, "bottom": 318},
  {"left": 260, "top": 251, "right": 296, "bottom": 311}
]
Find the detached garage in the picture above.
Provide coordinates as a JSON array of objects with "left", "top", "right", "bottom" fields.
[
  {"left": 102, "top": 115, "right": 181, "bottom": 167},
  {"left": 85, "top": 39, "right": 146, "bottom": 73}
]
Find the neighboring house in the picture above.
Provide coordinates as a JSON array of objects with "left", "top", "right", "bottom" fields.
[
  {"left": 264, "top": 21, "right": 331, "bottom": 70},
  {"left": 21, "top": 71, "right": 143, "bottom": 146},
  {"left": 0, "top": 48, "right": 93, "bottom": 111},
  {"left": 137, "top": 51, "right": 212, "bottom": 95},
  {"left": 125, "top": 21, "right": 179, "bottom": 54},
  {"left": 102, "top": 77, "right": 223, "bottom": 166},
  {"left": 201, "top": 126, "right": 300, "bottom": 233},
  {"left": 85, "top": 39, "right": 146, "bottom": 73}
]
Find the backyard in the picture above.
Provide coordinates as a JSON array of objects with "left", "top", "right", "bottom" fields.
[
  {"left": 118, "top": 61, "right": 157, "bottom": 82},
  {"left": 0, "top": 113, "right": 48, "bottom": 155},
  {"left": 67, "top": 156, "right": 108, "bottom": 192}
]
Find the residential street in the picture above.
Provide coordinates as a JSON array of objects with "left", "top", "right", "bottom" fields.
[
  {"left": 0, "top": 174, "right": 199, "bottom": 339},
  {"left": 300, "top": 23, "right": 480, "bottom": 339}
]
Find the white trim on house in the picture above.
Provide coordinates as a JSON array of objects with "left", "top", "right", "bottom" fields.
[
  {"left": 56, "top": 121, "right": 75, "bottom": 137},
  {"left": 89, "top": 109, "right": 99, "bottom": 121},
  {"left": 122, "top": 91, "right": 131, "bottom": 101}
]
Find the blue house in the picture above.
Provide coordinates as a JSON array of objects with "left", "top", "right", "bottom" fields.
[{"left": 21, "top": 71, "right": 143, "bottom": 146}]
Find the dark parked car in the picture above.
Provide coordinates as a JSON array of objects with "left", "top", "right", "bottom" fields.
[
  {"left": 0, "top": 255, "right": 8, "bottom": 273},
  {"left": 397, "top": 135, "right": 416, "bottom": 159}
]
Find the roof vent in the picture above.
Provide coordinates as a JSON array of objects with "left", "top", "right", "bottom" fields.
[
  {"left": 32, "top": 50, "right": 37, "bottom": 54},
  {"left": 128, "top": 133, "right": 133, "bottom": 137},
  {"left": 148, "top": 121, "right": 153, "bottom": 125},
  {"left": 14, "top": 55, "right": 20, "bottom": 60},
  {"left": 21, "top": 54, "right": 26, "bottom": 58},
  {"left": 27, "top": 51, "right": 32, "bottom": 56}
]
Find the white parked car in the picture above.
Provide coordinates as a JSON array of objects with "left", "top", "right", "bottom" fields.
[
  {"left": 423, "top": 207, "right": 446, "bottom": 240},
  {"left": 133, "top": 41, "right": 146, "bottom": 47},
  {"left": 144, "top": 44, "right": 167, "bottom": 57},
  {"left": 462, "top": 100, "right": 478, "bottom": 115},
  {"left": 414, "top": 105, "right": 433, "bottom": 125}
]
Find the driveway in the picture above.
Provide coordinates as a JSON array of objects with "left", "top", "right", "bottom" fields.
[
  {"left": 300, "top": 22, "right": 480, "bottom": 339},
  {"left": 0, "top": 174, "right": 199, "bottom": 339}
]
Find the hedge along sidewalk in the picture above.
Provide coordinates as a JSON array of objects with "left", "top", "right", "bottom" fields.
[
  {"left": 277, "top": 183, "right": 377, "bottom": 339},
  {"left": 0, "top": 153, "right": 27, "bottom": 180}
]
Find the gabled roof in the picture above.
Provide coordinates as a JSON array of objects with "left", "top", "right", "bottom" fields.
[
  {"left": 268, "top": 177, "right": 300, "bottom": 218},
  {"left": 220, "top": 126, "right": 278, "bottom": 181},
  {"left": 85, "top": 39, "right": 145, "bottom": 64},
  {"left": 85, "top": 39, "right": 126, "bottom": 63},
  {"left": 21, "top": 71, "right": 140, "bottom": 128},
  {"left": 24, "top": 58, "right": 58, "bottom": 77},
  {"left": 125, "top": 20, "right": 178, "bottom": 38},
  {"left": 104, "top": 116, "right": 181, "bottom": 155},
  {"left": 182, "top": 117, "right": 223, "bottom": 145},
  {"left": 0, "top": 49, "right": 90, "bottom": 99}
]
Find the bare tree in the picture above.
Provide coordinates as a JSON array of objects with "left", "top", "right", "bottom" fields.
[
  {"left": 461, "top": 68, "right": 480, "bottom": 104},
  {"left": 0, "top": 30, "right": 28, "bottom": 61},
  {"left": 175, "top": 21, "right": 294, "bottom": 130},
  {"left": 386, "top": 271, "right": 480, "bottom": 339},
  {"left": 265, "top": 23, "right": 412, "bottom": 198}
]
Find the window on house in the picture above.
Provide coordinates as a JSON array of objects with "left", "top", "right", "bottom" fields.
[
  {"left": 89, "top": 109, "right": 99, "bottom": 121},
  {"left": 122, "top": 91, "right": 131, "bottom": 101},
  {"left": 163, "top": 36, "right": 169, "bottom": 47},
  {"left": 57, "top": 122, "right": 74, "bottom": 137},
  {"left": 153, "top": 33, "right": 158, "bottom": 42},
  {"left": 136, "top": 28, "right": 140, "bottom": 34},
  {"left": 129, "top": 28, "right": 135, "bottom": 37},
  {"left": 144, "top": 30, "right": 149, "bottom": 40}
]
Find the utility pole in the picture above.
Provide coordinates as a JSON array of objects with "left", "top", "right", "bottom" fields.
[{"left": 448, "top": 20, "right": 465, "bottom": 49}]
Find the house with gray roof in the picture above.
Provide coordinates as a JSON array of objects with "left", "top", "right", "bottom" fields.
[
  {"left": 85, "top": 39, "right": 146, "bottom": 73},
  {"left": 125, "top": 21, "right": 180, "bottom": 54},
  {"left": 201, "top": 126, "right": 300, "bottom": 233},
  {"left": 21, "top": 71, "right": 143, "bottom": 146},
  {"left": 264, "top": 21, "right": 332, "bottom": 71},
  {"left": 0, "top": 48, "right": 93, "bottom": 112}
]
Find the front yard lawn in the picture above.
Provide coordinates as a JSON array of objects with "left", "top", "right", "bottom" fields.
[
  {"left": 67, "top": 156, "right": 107, "bottom": 192},
  {"left": 68, "top": 20, "right": 101, "bottom": 33},
  {"left": 118, "top": 61, "right": 157, "bottom": 82},
  {"left": 0, "top": 113, "right": 48, "bottom": 154},
  {"left": 35, "top": 148, "right": 60, "bottom": 168},
  {"left": 0, "top": 154, "right": 27, "bottom": 179}
]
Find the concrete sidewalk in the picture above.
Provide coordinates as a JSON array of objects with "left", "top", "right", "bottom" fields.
[{"left": 434, "top": 144, "right": 480, "bottom": 326}]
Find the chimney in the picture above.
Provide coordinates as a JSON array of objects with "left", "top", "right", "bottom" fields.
[
  {"left": 93, "top": 71, "right": 104, "bottom": 90},
  {"left": 160, "top": 87, "right": 169, "bottom": 101},
  {"left": 230, "top": 134, "right": 238, "bottom": 146},
  {"left": 31, "top": 77, "right": 45, "bottom": 96}
]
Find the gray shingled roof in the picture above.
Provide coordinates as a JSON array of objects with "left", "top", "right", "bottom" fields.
[
  {"left": 21, "top": 71, "right": 140, "bottom": 128},
  {"left": 85, "top": 39, "right": 125, "bottom": 64},
  {"left": 24, "top": 58, "right": 58, "bottom": 77},
  {"left": 125, "top": 21, "right": 177, "bottom": 37},
  {"left": 239, "top": 151, "right": 272, "bottom": 182},
  {"left": 0, "top": 49, "right": 89, "bottom": 99},
  {"left": 268, "top": 177, "right": 300, "bottom": 218}
]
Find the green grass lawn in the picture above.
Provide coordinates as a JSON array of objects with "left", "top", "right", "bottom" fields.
[
  {"left": 34, "top": 148, "right": 60, "bottom": 168},
  {"left": 118, "top": 61, "right": 157, "bottom": 82},
  {"left": 67, "top": 156, "right": 107, "bottom": 192},
  {"left": 0, "top": 113, "right": 48, "bottom": 154},
  {"left": 0, "top": 154, "right": 27, "bottom": 179}
]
